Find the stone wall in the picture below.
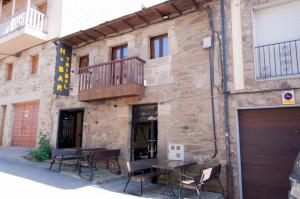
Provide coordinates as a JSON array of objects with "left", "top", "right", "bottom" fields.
[
  {"left": 0, "top": 0, "right": 228, "bottom": 194},
  {"left": 0, "top": 42, "right": 56, "bottom": 146},
  {"left": 227, "top": 0, "right": 300, "bottom": 198},
  {"left": 52, "top": 3, "right": 226, "bottom": 166}
]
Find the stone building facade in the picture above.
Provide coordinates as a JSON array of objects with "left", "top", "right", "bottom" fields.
[
  {"left": 0, "top": 0, "right": 226, "bottom": 175},
  {"left": 227, "top": 0, "right": 300, "bottom": 199},
  {"left": 1, "top": 0, "right": 300, "bottom": 198},
  {"left": 50, "top": 0, "right": 226, "bottom": 170}
]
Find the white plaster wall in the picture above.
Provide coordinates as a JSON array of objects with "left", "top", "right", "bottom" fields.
[
  {"left": 46, "top": 0, "right": 63, "bottom": 40},
  {"left": 253, "top": 0, "right": 300, "bottom": 46},
  {"left": 59, "top": 0, "right": 166, "bottom": 37}
]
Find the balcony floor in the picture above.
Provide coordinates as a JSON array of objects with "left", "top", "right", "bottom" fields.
[
  {"left": 78, "top": 83, "right": 145, "bottom": 102},
  {"left": 0, "top": 31, "right": 46, "bottom": 59}
]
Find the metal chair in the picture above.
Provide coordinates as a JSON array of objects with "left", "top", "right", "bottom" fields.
[
  {"left": 124, "top": 158, "right": 160, "bottom": 196},
  {"left": 178, "top": 164, "right": 224, "bottom": 199}
]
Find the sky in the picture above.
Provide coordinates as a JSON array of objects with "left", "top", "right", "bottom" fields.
[{"left": 60, "top": 0, "right": 166, "bottom": 37}]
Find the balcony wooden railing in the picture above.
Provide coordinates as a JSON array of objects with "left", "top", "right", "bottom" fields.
[
  {"left": 0, "top": 8, "right": 45, "bottom": 38},
  {"left": 78, "top": 56, "right": 145, "bottom": 101}
]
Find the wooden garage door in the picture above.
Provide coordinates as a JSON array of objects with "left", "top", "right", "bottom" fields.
[
  {"left": 239, "top": 108, "right": 300, "bottom": 199},
  {"left": 12, "top": 102, "right": 39, "bottom": 147}
]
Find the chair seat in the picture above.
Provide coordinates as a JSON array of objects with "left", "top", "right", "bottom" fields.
[
  {"left": 54, "top": 155, "right": 78, "bottom": 160},
  {"left": 180, "top": 181, "right": 197, "bottom": 190},
  {"left": 131, "top": 171, "right": 161, "bottom": 181}
]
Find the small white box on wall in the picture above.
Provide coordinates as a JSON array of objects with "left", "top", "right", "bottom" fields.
[
  {"left": 203, "top": 36, "right": 212, "bottom": 48},
  {"left": 168, "top": 144, "right": 184, "bottom": 161}
]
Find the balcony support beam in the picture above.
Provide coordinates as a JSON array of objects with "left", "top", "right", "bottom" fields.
[
  {"left": 27, "top": 0, "right": 30, "bottom": 9},
  {"left": 0, "top": 0, "right": 2, "bottom": 19},
  {"left": 26, "top": 0, "right": 30, "bottom": 24},
  {"left": 11, "top": 0, "right": 15, "bottom": 15}
]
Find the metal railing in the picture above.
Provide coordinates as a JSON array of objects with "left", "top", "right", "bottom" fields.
[
  {"left": 255, "top": 39, "right": 300, "bottom": 79},
  {"left": 0, "top": 8, "right": 45, "bottom": 38},
  {"left": 78, "top": 56, "right": 145, "bottom": 92}
]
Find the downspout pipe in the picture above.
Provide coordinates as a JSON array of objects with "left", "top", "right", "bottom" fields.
[
  {"left": 206, "top": 6, "right": 218, "bottom": 158},
  {"left": 221, "top": 0, "right": 234, "bottom": 198}
]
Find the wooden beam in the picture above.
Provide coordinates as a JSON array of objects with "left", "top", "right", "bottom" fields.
[
  {"left": 153, "top": 8, "right": 163, "bottom": 18},
  {"left": 169, "top": 3, "right": 182, "bottom": 14},
  {"left": 106, "top": 24, "right": 118, "bottom": 34},
  {"left": 135, "top": 13, "right": 149, "bottom": 24},
  {"left": 122, "top": 20, "right": 134, "bottom": 30},
  {"left": 80, "top": 30, "right": 97, "bottom": 41},
  {"left": 65, "top": 39, "right": 78, "bottom": 46},
  {"left": 190, "top": 0, "right": 199, "bottom": 9},
  {"left": 91, "top": 28, "right": 106, "bottom": 37},
  {"left": 74, "top": 36, "right": 86, "bottom": 43}
]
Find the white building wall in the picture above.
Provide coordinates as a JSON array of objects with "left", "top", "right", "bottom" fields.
[
  {"left": 253, "top": 0, "right": 300, "bottom": 46},
  {"left": 59, "top": 0, "right": 166, "bottom": 37}
]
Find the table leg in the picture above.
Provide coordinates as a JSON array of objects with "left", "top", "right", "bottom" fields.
[{"left": 162, "top": 170, "right": 176, "bottom": 197}]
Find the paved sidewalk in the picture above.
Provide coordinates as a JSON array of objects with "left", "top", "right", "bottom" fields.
[{"left": 0, "top": 147, "right": 224, "bottom": 199}]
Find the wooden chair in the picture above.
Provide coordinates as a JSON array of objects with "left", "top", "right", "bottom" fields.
[
  {"left": 178, "top": 164, "right": 224, "bottom": 199},
  {"left": 124, "top": 158, "right": 161, "bottom": 196}
]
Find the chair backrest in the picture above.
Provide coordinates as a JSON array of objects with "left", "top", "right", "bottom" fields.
[
  {"left": 79, "top": 148, "right": 106, "bottom": 156},
  {"left": 126, "top": 158, "right": 158, "bottom": 172},
  {"left": 210, "top": 164, "right": 222, "bottom": 178},
  {"left": 52, "top": 148, "right": 78, "bottom": 158},
  {"left": 91, "top": 149, "right": 120, "bottom": 160},
  {"left": 201, "top": 164, "right": 222, "bottom": 183}
]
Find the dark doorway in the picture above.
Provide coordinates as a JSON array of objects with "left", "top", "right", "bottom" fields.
[
  {"left": 57, "top": 109, "right": 84, "bottom": 148},
  {"left": 131, "top": 104, "right": 158, "bottom": 161}
]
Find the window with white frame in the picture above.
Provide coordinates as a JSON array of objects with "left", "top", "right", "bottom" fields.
[{"left": 253, "top": 0, "right": 300, "bottom": 79}]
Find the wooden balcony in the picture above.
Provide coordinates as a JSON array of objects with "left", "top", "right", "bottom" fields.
[{"left": 78, "top": 56, "right": 145, "bottom": 102}]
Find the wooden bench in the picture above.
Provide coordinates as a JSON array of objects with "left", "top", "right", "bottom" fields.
[
  {"left": 124, "top": 158, "right": 162, "bottom": 196},
  {"left": 78, "top": 149, "right": 121, "bottom": 181},
  {"left": 49, "top": 148, "right": 106, "bottom": 172},
  {"left": 49, "top": 148, "right": 80, "bottom": 172}
]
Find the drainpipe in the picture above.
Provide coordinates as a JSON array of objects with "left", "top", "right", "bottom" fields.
[
  {"left": 221, "top": 0, "right": 234, "bottom": 198},
  {"left": 206, "top": 6, "right": 217, "bottom": 158}
]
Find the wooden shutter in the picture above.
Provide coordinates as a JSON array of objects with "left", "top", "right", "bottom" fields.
[{"left": 31, "top": 54, "right": 39, "bottom": 74}]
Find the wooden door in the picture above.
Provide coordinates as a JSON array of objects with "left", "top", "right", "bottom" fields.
[
  {"left": 12, "top": 102, "right": 39, "bottom": 147},
  {"left": 57, "top": 110, "right": 84, "bottom": 148},
  {"left": 239, "top": 108, "right": 300, "bottom": 199},
  {"left": 111, "top": 45, "right": 127, "bottom": 85}
]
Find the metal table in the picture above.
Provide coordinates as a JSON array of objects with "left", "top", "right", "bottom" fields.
[{"left": 152, "top": 160, "right": 197, "bottom": 197}]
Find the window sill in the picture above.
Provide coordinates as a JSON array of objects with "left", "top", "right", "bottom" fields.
[
  {"left": 147, "top": 55, "right": 170, "bottom": 65},
  {"left": 256, "top": 74, "right": 300, "bottom": 82}
]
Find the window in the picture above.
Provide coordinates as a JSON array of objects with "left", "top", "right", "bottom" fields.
[
  {"left": 111, "top": 44, "right": 127, "bottom": 61},
  {"left": 7, "top": 63, "right": 13, "bottom": 81},
  {"left": 254, "top": 1, "right": 300, "bottom": 79},
  {"left": 31, "top": 54, "right": 39, "bottom": 74},
  {"left": 150, "top": 34, "right": 168, "bottom": 59},
  {"left": 79, "top": 55, "right": 89, "bottom": 69}
]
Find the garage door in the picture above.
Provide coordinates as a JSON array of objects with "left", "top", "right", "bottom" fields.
[
  {"left": 12, "top": 101, "right": 39, "bottom": 147},
  {"left": 239, "top": 108, "right": 300, "bottom": 199}
]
